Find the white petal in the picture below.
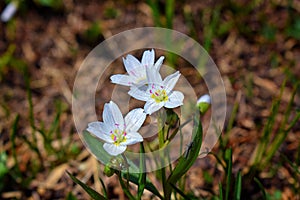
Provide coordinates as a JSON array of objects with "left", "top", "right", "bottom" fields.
[
  {"left": 144, "top": 100, "right": 164, "bottom": 115},
  {"left": 163, "top": 71, "right": 180, "bottom": 92},
  {"left": 103, "top": 101, "right": 124, "bottom": 129},
  {"left": 103, "top": 143, "right": 126, "bottom": 156},
  {"left": 197, "top": 94, "right": 211, "bottom": 104},
  {"left": 153, "top": 56, "right": 164, "bottom": 71},
  {"left": 123, "top": 132, "right": 143, "bottom": 145},
  {"left": 103, "top": 103, "right": 114, "bottom": 127},
  {"left": 123, "top": 55, "right": 143, "bottom": 77},
  {"left": 141, "top": 49, "right": 154, "bottom": 67},
  {"left": 128, "top": 86, "right": 149, "bottom": 101},
  {"left": 110, "top": 74, "right": 134, "bottom": 86},
  {"left": 86, "top": 122, "right": 112, "bottom": 142},
  {"left": 108, "top": 101, "right": 124, "bottom": 129},
  {"left": 125, "top": 108, "right": 146, "bottom": 132},
  {"left": 146, "top": 66, "right": 162, "bottom": 84},
  {"left": 165, "top": 91, "right": 184, "bottom": 108}
]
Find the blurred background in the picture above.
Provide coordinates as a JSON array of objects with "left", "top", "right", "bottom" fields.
[{"left": 0, "top": 0, "right": 299, "bottom": 199}]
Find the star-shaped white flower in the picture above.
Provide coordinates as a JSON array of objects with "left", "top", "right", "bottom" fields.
[
  {"left": 87, "top": 101, "right": 146, "bottom": 156},
  {"left": 128, "top": 68, "right": 184, "bottom": 115},
  {"left": 110, "top": 49, "right": 164, "bottom": 87}
]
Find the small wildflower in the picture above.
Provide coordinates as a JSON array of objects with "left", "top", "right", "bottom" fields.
[
  {"left": 110, "top": 49, "right": 164, "bottom": 87},
  {"left": 197, "top": 94, "right": 211, "bottom": 114},
  {"left": 87, "top": 101, "right": 146, "bottom": 156},
  {"left": 129, "top": 68, "right": 184, "bottom": 115}
]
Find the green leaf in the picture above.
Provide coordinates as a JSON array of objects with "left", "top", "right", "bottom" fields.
[
  {"left": 66, "top": 171, "right": 107, "bottom": 200},
  {"left": 122, "top": 172, "right": 163, "bottom": 199},
  {"left": 254, "top": 177, "right": 267, "bottom": 200},
  {"left": 99, "top": 177, "right": 108, "bottom": 198},
  {"left": 219, "top": 182, "right": 223, "bottom": 200},
  {"left": 0, "top": 152, "right": 9, "bottom": 178},
  {"left": 225, "top": 148, "right": 233, "bottom": 200},
  {"left": 137, "top": 143, "right": 146, "bottom": 199},
  {"left": 170, "top": 183, "right": 193, "bottom": 200},
  {"left": 233, "top": 171, "right": 242, "bottom": 200},
  {"left": 167, "top": 116, "right": 203, "bottom": 183}
]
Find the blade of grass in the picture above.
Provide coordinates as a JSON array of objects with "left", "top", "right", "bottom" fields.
[
  {"left": 165, "top": 0, "right": 174, "bottom": 29},
  {"left": 146, "top": 0, "right": 161, "bottom": 26},
  {"left": 137, "top": 143, "right": 146, "bottom": 200},
  {"left": 66, "top": 171, "right": 107, "bottom": 200},
  {"left": 254, "top": 177, "right": 267, "bottom": 200},
  {"left": 261, "top": 81, "right": 299, "bottom": 168},
  {"left": 99, "top": 177, "right": 108, "bottom": 199},
  {"left": 117, "top": 171, "right": 136, "bottom": 200},
  {"left": 121, "top": 172, "right": 163, "bottom": 199},
  {"left": 170, "top": 183, "right": 192, "bottom": 200},
  {"left": 165, "top": 116, "right": 203, "bottom": 199},
  {"left": 233, "top": 171, "right": 242, "bottom": 200},
  {"left": 219, "top": 182, "right": 223, "bottom": 200},
  {"left": 225, "top": 148, "right": 232, "bottom": 200},
  {"left": 10, "top": 115, "right": 21, "bottom": 178},
  {"left": 252, "top": 80, "right": 285, "bottom": 169}
]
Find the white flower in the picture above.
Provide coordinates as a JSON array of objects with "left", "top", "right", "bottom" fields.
[
  {"left": 110, "top": 49, "right": 164, "bottom": 87},
  {"left": 1, "top": 2, "right": 18, "bottom": 22},
  {"left": 129, "top": 68, "right": 184, "bottom": 115},
  {"left": 87, "top": 101, "right": 146, "bottom": 156}
]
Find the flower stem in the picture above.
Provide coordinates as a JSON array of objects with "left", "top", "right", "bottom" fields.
[
  {"left": 117, "top": 171, "right": 136, "bottom": 200},
  {"left": 121, "top": 153, "right": 130, "bottom": 188}
]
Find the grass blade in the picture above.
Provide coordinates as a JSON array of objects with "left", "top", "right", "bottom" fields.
[
  {"left": 219, "top": 182, "right": 223, "bottom": 200},
  {"left": 254, "top": 177, "right": 267, "bottom": 200},
  {"left": 170, "top": 183, "right": 192, "bottom": 200},
  {"left": 66, "top": 171, "right": 107, "bottom": 200},
  {"left": 234, "top": 171, "right": 242, "bottom": 200},
  {"left": 122, "top": 172, "right": 163, "bottom": 199},
  {"left": 137, "top": 143, "right": 146, "bottom": 199},
  {"left": 98, "top": 177, "right": 108, "bottom": 199},
  {"left": 225, "top": 148, "right": 232, "bottom": 200}
]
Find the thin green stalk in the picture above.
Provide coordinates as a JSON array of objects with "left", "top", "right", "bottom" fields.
[
  {"left": 117, "top": 171, "right": 136, "bottom": 200},
  {"left": 146, "top": 0, "right": 161, "bottom": 26},
  {"left": 165, "top": 116, "right": 203, "bottom": 199},
  {"left": 219, "top": 182, "right": 223, "bottom": 200},
  {"left": 170, "top": 183, "right": 191, "bottom": 200},
  {"left": 137, "top": 143, "right": 146, "bottom": 200},
  {"left": 233, "top": 171, "right": 242, "bottom": 200},
  {"left": 99, "top": 177, "right": 108, "bottom": 199},
  {"left": 121, "top": 153, "right": 130, "bottom": 188},
  {"left": 261, "top": 82, "right": 299, "bottom": 168},
  {"left": 225, "top": 148, "right": 232, "bottom": 200},
  {"left": 254, "top": 177, "right": 267, "bottom": 200},
  {"left": 10, "top": 115, "right": 21, "bottom": 177},
  {"left": 262, "top": 111, "right": 300, "bottom": 167},
  {"left": 165, "top": 0, "right": 174, "bottom": 29},
  {"left": 253, "top": 80, "right": 285, "bottom": 168}
]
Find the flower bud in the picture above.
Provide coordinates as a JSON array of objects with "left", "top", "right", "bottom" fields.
[
  {"left": 197, "top": 94, "right": 211, "bottom": 115},
  {"left": 103, "top": 164, "right": 115, "bottom": 177},
  {"left": 1, "top": 2, "right": 18, "bottom": 22}
]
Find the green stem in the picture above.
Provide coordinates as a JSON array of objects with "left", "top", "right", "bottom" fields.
[
  {"left": 137, "top": 143, "right": 146, "bottom": 200},
  {"left": 121, "top": 153, "right": 130, "bottom": 188},
  {"left": 117, "top": 171, "right": 136, "bottom": 200},
  {"left": 262, "top": 111, "right": 300, "bottom": 167}
]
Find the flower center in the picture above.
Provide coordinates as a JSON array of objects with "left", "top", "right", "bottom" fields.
[
  {"left": 110, "top": 128, "right": 127, "bottom": 146},
  {"left": 150, "top": 88, "right": 169, "bottom": 103}
]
